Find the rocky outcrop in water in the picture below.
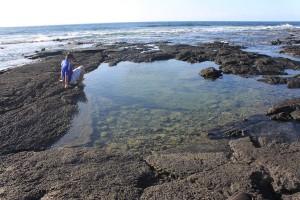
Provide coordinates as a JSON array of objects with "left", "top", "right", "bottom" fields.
[
  {"left": 267, "top": 98, "right": 300, "bottom": 121},
  {"left": 258, "top": 75, "right": 300, "bottom": 88},
  {"left": 200, "top": 67, "right": 222, "bottom": 79},
  {"left": 271, "top": 31, "right": 300, "bottom": 57}
]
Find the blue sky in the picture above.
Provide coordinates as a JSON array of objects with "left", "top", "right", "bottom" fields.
[{"left": 0, "top": 0, "right": 299, "bottom": 27}]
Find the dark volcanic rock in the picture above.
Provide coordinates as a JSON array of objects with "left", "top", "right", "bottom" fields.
[
  {"left": 287, "top": 78, "right": 300, "bottom": 88},
  {"left": 282, "top": 45, "right": 300, "bottom": 57},
  {"left": 271, "top": 39, "right": 283, "bottom": 46},
  {"left": 291, "top": 110, "right": 300, "bottom": 121},
  {"left": 200, "top": 67, "right": 222, "bottom": 79},
  {"left": 0, "top": 49, "right": 105, "bottom": 155},
  {"left": 208, "top": 114, "right": 300, "bottom": 141},
  {"left": 25, "top": 49, "right": 64, "bottom": 59},
  {"left": 258, "top": 76, "right": 288, "bottom": 85},
  {"left": 0, "top": 148, "right": 155, "bottom": 200},
  {"left": 267, "top": 99, "right": 300, "bottom": 121},
  {"left": 141, "top": 161, "right": 266, "bottom": 200},
  {"left": 145, "top": 152, "right": 229, "bottom": 179},
  {"left": 230, "top": 137, "right": 300, "bottom": 194}
]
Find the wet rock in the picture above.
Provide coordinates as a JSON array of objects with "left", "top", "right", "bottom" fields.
[
  {"left": 269, "top": 112, "right": 293, "bottom": 121},
  {"left": 282, "top": 45, "right": 300, "bottom": 56},
  {"left": 200, "top": 67, "right": 222, "bottom": 79},
  {"left": 53, "top": 38, "right": 63, "bottom": 42},
  {"left": 258, "top": 76, "right": 288, "bottom": 85},
  {"left": 224, "top": 129, "right": 247, "bottom": 138},
  {"left": 290, "top": 110, "right": 300, "bottom": 121},
  {"left": 287, "top": 78, "right": 300, "bottom": 88},
  {"left": 0, "top": 148, "right": 155, "bottom": 199},
  {"left": 271, "top": 39, "right": 282, "bottom": 45},
  {"left": 25, "top": 49, "right": 64, "bottom": 59},
  {"left": 267, "top": 99, "right": 300, "bottom": 121},
  {"left": 254, "top": 57, "right": 285, "bottom": 75},
  {"left": 209, "top": 114, "right": 300, "bottom": 140}
]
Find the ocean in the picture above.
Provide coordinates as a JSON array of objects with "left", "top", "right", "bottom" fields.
[{"left": 0, "top": 21, "right": 300, "bottom": 70}]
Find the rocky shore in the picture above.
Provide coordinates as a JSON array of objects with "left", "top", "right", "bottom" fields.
[{"left": 1, "top": 42, "right": 300, "bottom": 199}]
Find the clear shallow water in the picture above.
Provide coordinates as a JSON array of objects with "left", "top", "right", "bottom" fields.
[
  {"left": 54, "top": 60, "right": 300, "bottom": 153},
  {"left": 1, "top": 21, "right": 300, "bottom": 70}
]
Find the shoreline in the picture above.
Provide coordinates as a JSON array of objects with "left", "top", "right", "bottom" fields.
[{"left": 1, "top": 41, "right": 300, "bottom": 199}]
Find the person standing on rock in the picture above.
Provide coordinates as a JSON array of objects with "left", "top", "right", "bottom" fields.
[{"left": 61, "top": 53, "right": 76, "bottom": 88}]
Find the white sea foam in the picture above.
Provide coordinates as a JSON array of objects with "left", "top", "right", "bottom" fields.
[{"left": 0, "top": 23, "right": 299, "bottom": 70}]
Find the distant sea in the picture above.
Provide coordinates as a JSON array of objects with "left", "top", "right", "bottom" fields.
[{"left": 1, "top": 21, "right": 300, "bottom": 70}]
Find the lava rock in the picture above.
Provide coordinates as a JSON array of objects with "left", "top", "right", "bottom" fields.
[
  {"left": 287, "top": 78, "right": 300, "bottom": 88},
  {"left": 200, "top": 67, "right": 222, "bottom": 79},
  {"left": 267, "top": 99, "right": 300, "bottom": 121},
  {"left": 258, "top": 76, "right": 288, "bottom": 85},
  {"left": 271, "top": 39, "right": 282, "bottom": 45}
]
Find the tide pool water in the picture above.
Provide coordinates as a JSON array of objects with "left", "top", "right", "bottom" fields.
[{"left": 54, "top": 60, "right": 300, "bottom": 153}]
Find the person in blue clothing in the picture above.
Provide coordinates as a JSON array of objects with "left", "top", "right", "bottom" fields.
[{"left": 61, "top": 53, "right": 76, "bottom": 88}]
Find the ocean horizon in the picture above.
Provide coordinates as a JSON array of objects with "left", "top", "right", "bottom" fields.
[{"left": 1, "top": 21, "right": 300, "bottom": 70}]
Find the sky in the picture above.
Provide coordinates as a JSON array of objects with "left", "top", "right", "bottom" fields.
[{"left": 0, "top": 0, "right": 299, "bottom": 27}]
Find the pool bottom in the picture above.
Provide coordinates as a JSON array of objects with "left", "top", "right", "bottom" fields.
[{"left": 53, "top": 60, "right": 300, "bottom": 154}]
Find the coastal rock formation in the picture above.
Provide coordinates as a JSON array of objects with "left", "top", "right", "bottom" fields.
[
  {"left": 145, "top": 152, "right": 229, "bottom": 179},
  {"left": 208, "top": 114, "right": 300, "bottom": 142},
  {"left": 281, "top": 45, "right": 300, "bottom": 57},
  {"left": 2, "top": 42, "right": 300, "bottom": 155},
  {"left": 200, "top": 67, "right": 222, "bottom": 79},
  {"left": 287, "top": 78, "right": 300, "bottom": 88},
  {"left": 140, "top": 137, "right": 300, "bottom": 199},
  {"left": 4, "top": 136, "right": 300, "bottom": 199},
  {"left": 0, "top": 148, "right": 155, "bottom": 200},
  {"left": 271, "top": 31, "right": 300, "bottom": 56},
  {"left": 1, "top": 42, "right": 300, "bottom": 199},
  {"left": 267, "top": 98, "right": 300, "bottom": 121},
  {"left": 258, "top": 75, "right": 300, "bottom": 88},
  {"left": 0, "top": 49, "right": 105, "bottom": 155},
  {"left": 229, "top": 137, "right": 300, "bottom": 195},
  {"left": 258, "top": 76, "right": 289, "bottom": 85}
]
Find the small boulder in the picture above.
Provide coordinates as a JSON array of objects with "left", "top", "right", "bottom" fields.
[
  {"left": 271, "top": 39, "right": 282, "bottom": 45},
  {"left": 258, "top": 76, "right": 288, "bottom": 85},
  {"left": 270, "top": 112, "right": 293, "bottom": 121},
  {"left": 291, "top": 110, "right": 300, "bottom": 121},
  {"left": 287, "top": 78, "right": 300, "bottom": 88},
  {"left": 200, "top": 67, "right": 222, "bottom": 79}
]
